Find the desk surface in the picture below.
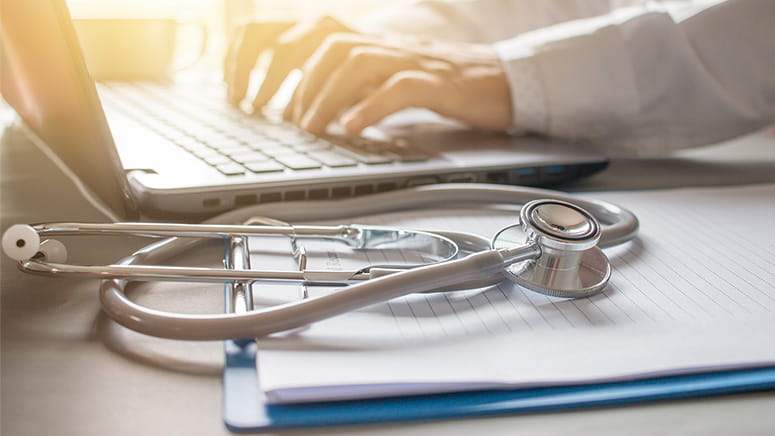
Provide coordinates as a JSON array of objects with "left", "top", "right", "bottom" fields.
[{"left": 2, "top": 113, "right": 775, "bottom": 435}]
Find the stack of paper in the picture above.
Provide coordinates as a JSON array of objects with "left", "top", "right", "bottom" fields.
[{"left": 247, "top": 184, "right": 775, "bottom": 404}]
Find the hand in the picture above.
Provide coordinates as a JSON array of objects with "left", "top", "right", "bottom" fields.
[
  {"left": 224, "top": 16, "right": 355, "bottom": 108},
  {"left": 288, "top": 34, "right": 514, "bottom": 135},
  {"left": 225, "top": 18, "right": 513, "bottom": 136}
]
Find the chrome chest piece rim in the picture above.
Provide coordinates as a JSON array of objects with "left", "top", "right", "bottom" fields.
[{"left": 492, "top": 199, "right": 612, "bottom": 298}]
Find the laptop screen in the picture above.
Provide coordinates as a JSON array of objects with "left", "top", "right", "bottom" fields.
[{"left": 0, "top": 0, "right": 138, "bottom": 219}]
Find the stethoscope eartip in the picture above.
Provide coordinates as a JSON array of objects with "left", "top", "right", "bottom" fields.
[
  {"left": 38, "top": 239, "right": 68, "bottom": 263},
  {"left": 2, "top": 224, "right": 40, "bottom": 261}
]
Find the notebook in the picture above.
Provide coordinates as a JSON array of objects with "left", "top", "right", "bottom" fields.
[
  {"left": 0, "top": 0, "right": 608, "bottom": 220},
  {"left": 223, "top": 183, "right": 775, "bottom": 430}
]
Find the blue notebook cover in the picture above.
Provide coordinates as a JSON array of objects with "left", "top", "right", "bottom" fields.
[{"left": 222, "top": 339, "right": 775, "bottom": 432}]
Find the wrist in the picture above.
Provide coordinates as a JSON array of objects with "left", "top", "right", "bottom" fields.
[{"left": 493, "top": 42, "right": 548, "bottom": 135}]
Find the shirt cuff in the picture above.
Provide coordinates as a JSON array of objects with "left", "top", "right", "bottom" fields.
[{"left": 493, "top": 42, "right": 548, "bottom": 135}]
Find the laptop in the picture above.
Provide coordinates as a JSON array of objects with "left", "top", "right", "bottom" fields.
[{"left": 0, "top": 0, "right": 608, "bottom": 220}]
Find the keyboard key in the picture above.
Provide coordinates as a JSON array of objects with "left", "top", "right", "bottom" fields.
[
  {"left": 218, "top": 145, "right": 254, "bottom": 155},
  {"left": 307, "top": 150, "right": 357, "bottom": 167},
  {"left": 229, "top": 151, "right": 270, "bottom": 164},
  {"left": 193, "top": 149, "right": 221, "bottom": 159},
  {"left": 211, "top": 138, "right": 245, "bottom": 150},
  {"left": 349, "top": 137, "right": 385, "bottom": 152},
  {"left": 176, "top": 138, "right": 210, "bottom": 152},
  {"left": 164, "top": 131, "right": 191, "bottom": 143},
  {"left": 228, "top": 129, "right": 266, "bottom": 142},
  {"left": 247, "top": 138, "right": 283, "bottom": 149},
  {"left": 273, "top": 153, "right": 322, "bottom": 170},
  {"left": 203, "top": 154, "right": 232, "bottom": 166},
  {"left": 244, "top": 161, "right": 284, "bottom": 173},
  {"left": 261, "top": 125, "right": 304, "bottom": 139},
  {"left": 349, "top": 137, "right": 429, "bottom": 162},
  {"left": 268, "top": 131, "right": 318, "bottom": 144},
  {"left": 334, "top": 145, "right": 394, "bottom": 164},
  {"left": 258, "top": 145, "right": 299, "bottom": 157},
  {"left": 290, "top": 140, "right": 331, "bottom": 152},
  {"left": 197, "top": 132, "right": 232, "bottom": 145},
  {"left": 215, "top": 163, "right": 245, "bottom": 175},
  {"left": 385, "top": 145, "right": 429, "bottom": 162}
]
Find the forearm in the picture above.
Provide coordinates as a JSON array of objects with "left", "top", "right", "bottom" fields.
[{"left": 496, "top": 0, "right": 775, "bottom": 155}]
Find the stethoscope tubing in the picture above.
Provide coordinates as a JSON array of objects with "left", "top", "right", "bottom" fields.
[{"left": 16, "top": 222, "right": 462, "bottom": 282}]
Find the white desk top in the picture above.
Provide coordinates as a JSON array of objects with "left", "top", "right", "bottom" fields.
[{"left": 2, "top": 117, "right": 774, "bottom": 436}]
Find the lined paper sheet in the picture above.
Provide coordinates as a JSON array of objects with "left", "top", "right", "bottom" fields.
[{"left": 248, "top": 184, "right": 775, "bottom": 404}]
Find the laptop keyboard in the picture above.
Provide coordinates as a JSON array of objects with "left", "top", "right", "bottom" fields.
[{"left": 98, "top": 82, "right": 429, "bottom": 176}]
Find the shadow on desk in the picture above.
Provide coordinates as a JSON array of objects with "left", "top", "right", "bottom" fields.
[{"left": 574, "top": 128, "right": 775, "bottom": 191}]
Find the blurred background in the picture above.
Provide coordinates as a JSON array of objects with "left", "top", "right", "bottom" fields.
[{"left": 67, "top": 0, "right": 387, "bottom": 74}]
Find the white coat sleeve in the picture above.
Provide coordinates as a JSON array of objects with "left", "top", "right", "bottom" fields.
[
  {"left": 494, "top": 0, "right": 775, "bottom": 155},
  {"left": 361, "top": 0, "right": 647, "bottom": 43}
]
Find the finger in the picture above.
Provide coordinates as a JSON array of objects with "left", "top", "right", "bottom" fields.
[
  {"left": 226, "top": 23, "right": 265, "bottom": 104},
  {"left": 291, "top": 33, "right": 377, "bottom": 124},
  {"left": 225, "top": 22, "right": 293, "bottom": 104},
  {"left": 340, "top": 71, "right": 442, "bottom": 134},
  {"left": 283, "top": 85, "right": 300, "bottom": 121},
  {"left": 224, "top": 24, "right": 248, "bottom": 92},
  {"left": 251, "top": 46, "right": 295, "bottom": 110},
  {"left": 223, "top": 25, "right": 243, "bottom": 82},
  {"left": 252, "top": 18, "right": 345, "bottom": 110},
  {"left": 300, "top": 47, "right": 411, "bottom": 134}
]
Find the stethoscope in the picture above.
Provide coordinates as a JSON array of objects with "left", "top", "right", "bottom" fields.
[{"left": 2, "top": 184, "right": 638, "bottom": 340}]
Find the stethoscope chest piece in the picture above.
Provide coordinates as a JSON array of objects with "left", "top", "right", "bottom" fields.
[{"left": 492, "top": 199, "right": 611, "bottom": 298}]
